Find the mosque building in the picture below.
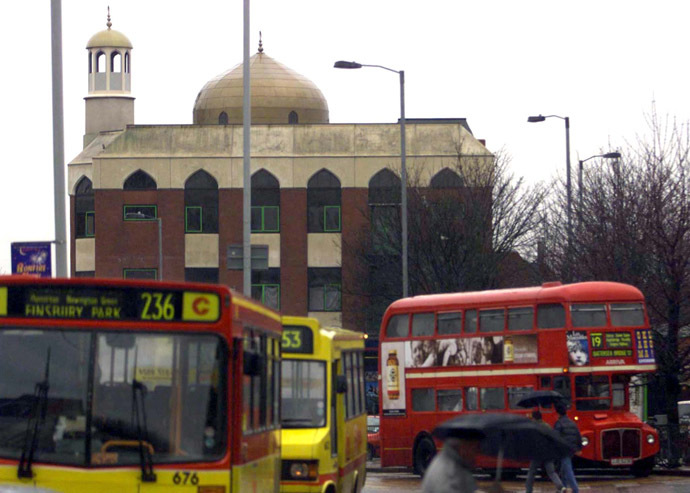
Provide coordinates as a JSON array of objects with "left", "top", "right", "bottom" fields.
[{"left": 68, "top": 14, "right": 492, "bottom": 334}]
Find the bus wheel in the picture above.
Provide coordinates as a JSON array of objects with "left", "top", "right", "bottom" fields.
[
  {"left": 631, "top": 456, "right": 654, "bottom": 477},
  {"left": 413, "top": 436, "right": 436, "bottom": 476}
]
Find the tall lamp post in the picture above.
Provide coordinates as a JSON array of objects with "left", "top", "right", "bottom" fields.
[
  {"left": 578, "top": 152, "right": 621, "bottom": 224},
  {"left": 334, "top": 60, "right": 408, "bottom": 298},
  {"left": 125, "top": 212, "right": 163, "bottom": 280},
  {"left": 528, "top": 114, "right": 572, "bottom": 279}
]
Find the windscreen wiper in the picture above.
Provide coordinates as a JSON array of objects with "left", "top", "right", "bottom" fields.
[
  {"left": 17, "top": 348, "right": 50, "bottom": 479},
  {"left": 132, "top": 379, "right": 156, "bottom": 482}
]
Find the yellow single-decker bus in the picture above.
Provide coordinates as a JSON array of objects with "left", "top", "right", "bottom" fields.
[{"left": 280, "top": 317, "right": 367, "bottom": 493}]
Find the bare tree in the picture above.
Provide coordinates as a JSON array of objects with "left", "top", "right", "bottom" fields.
[
  {"left": 344, "top": 143, "right": 547, "bottom": 334},
  {"left": 543, "top": 109, "right": 690, "bottom": 465}
]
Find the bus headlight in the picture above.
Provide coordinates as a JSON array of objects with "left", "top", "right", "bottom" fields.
[
  {"left": 646, "top": 434, "right": 655, "bottom": 444},
  {"left": 282, "top": 460, "right": 318, "bottom": 481},
  {"left": 581, "top": 436, "right": 589, "bottom": 447}
]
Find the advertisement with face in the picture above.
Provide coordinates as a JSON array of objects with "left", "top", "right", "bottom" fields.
[{"left": 566, "top": 330, "right": 589, "bottom": 366}]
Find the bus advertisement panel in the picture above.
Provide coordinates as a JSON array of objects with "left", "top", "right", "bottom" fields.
[
  {"left": 378, "top": 281, "right": 659, "bottom": 478},
  {"left": 0, "top": 276, "right": 282, "bottom": 493},
  {"left": 280, "top": 316, "right": 367, "bottom": 493}
]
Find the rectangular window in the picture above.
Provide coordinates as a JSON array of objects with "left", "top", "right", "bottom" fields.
[
  {"left": 437, "top": 389, "right": 463, "bottom": 412},
  {"left": 507, "top": 387, "right": 533, "bottom": 409},
  {"left": 411, "top": 313, "right": 434, "bottom": 337},
  {"left": 479, "top": 309, "right": 505, "bottom": 332},
  {"left": 508, "top": 307, "right": 533, "bottom": 331},
  {"left": 480, "top": 387, "right": 505, "bottom": 410},
  {"left": 438, "top": 312, "right": 462, "bottom": 335},
  {"left": 537, "top": 304, "right": 565, "bottom": 329},
  {"left": 465, "top": 387, "right": 479, "bottom": 411},
  {"left": 385, "top": 314, "right": 409, "bottom": 338},
  {"left": 252, "top": 284, "right": 280, "bottom": 310},
  {"left": 324, "top": 206, "right": 341, "bottom": 232},
  {"left": 610, "top": 303, "right": 645, "bottom": 327},
  {"left": 123, "top": 205, "right": 157, "bottom": 220},
  {"left": 185, "top": 206, "right": 202, "bottom": 233},
  {"left": 571, "top": 303, "right": 607, "bottom": 328},
  {"left": 465, "top": 310, "right": 478, "bottom": 333},
  {"left": 308, "top": 268, "right": 341, "bottom": 312},
  {"left": 251, "top": 206, "right": 280, "bottom": 233},
  {"left": 85, "top": 211, "right": 95, "bottom": 237},
  {"left": 411, "top": 388, "right": 435, "bottom": 412},
  {"left": 184, "top": 268, "right": 219, "bottom": 284},
  {"left": 123, "top": 268, "right": 157, "bottom": 280},
  {"left": 281, "top": 359, "right": 326, "bottom": 428}
]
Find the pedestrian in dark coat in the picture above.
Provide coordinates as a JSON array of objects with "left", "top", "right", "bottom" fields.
[
  {"left": 422, "top": 434, "right": 482, "bottom": 493},
  {"left": 525, "top": 410, "right": 566, "bottom": 493},
  {"left": 554, "top": 401, "right": 582, "bottom": 493}
]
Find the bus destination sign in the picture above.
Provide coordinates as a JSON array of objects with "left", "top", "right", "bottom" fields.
[
  {"left": 0, "top": 285, "right": 220, "bottom": 323},
  {"left": 281, "top": 325, "right": 314, "bottom": 354}
]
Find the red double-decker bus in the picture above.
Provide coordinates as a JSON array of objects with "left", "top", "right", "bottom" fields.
[{"left": 378, "top": 281, "right": 660, "bottom": 477}]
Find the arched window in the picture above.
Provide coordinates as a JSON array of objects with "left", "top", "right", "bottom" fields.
[
  {"left": 218, "top": 112, "right": 228, "bottom": 125},
  {"left": 111, "top": 51, "right": 122, "bottom": 73},
  {"left": 368, "top": 169, "right": 401, "bottom": 205},
  {"left": 124, "top": 170, "right": 157, "bottom": 190},
  {"left": 307, "top": 169, "right": 341, "bottom": 233},
  {"left": 88, "top": 53, "right": 93, "bottom": 74},
  {"left": 75, "top": 177, "right": 94, "bottom": 238},
  {"left": 431, "top": 168, "right": 463, "bottom": 188},
  {"left": 96, "top": 51, "right": 106, "bottom": 73},
  {"left": 251, "top": 170, "right": 280, "bottom": 233},
  {"left": 185, "top": 170, "right": 219, "bottom": 233},
  {"left": 288, "top": 111, "right": 299, "bottom": 124},
  {"left": 124, "top": 52, "right": 130, "bottom": 73},
  {"left": 368, "top": 169, "right": 401, "bottom": 253}
]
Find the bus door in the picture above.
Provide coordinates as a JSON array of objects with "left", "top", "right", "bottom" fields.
[{"left": 330, "top": 361, "right": 339, "bottom": 460}]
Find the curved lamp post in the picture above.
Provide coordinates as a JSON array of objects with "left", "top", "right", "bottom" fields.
[
  {"left": 528, "top": 114, "right": 572, "bottom": 279},
  {"left": 335, "top": 60, "right": 408, "bottom": 298},
  {"left": 578, "top": 152, "right": 621, "bottom": 224}
]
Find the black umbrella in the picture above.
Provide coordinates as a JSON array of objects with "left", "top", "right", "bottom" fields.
[
  {"left": 433, "top": 412, "right": 574, "bottom": 482},
  {"left": 516, "top": 390, "right": 567, "bottom": 409}
]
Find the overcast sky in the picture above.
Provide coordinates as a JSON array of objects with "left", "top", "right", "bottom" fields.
[{"left": 1, "top": 0, "right": 689, "bottom": 275}]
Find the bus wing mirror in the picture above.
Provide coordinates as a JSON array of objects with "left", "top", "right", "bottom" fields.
[
  {"left": 335, "top": 375, "right": 347, "bottom": 394},
  {"left": 243, "top": 352, "right": 261, "bottom": 376}
]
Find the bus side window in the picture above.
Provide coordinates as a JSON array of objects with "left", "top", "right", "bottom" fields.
[
  {"left": 465, "top": 310, "right": 478, "bottom": 333},
  {"left": 539, "top": 376, "right": 552, "bottom": 389},
  {"left": 508, "top": 307, "right": 534, "bottom": 331},
  {"left": 537, "top": 304, "right": 565, "bottom": 329},
  {"left": 411, "top": 388, "right": 435, "bottom": 412},
  {"left": 553, "top": 375, "right": 571, "bottom": 400},
  {"left": 437, "top": 389, "right": 463, "bottom": 411},
  {"left": 412, "top": 313, "right": 435, "bottom": 337},
  {"left": 480, "top": 387, "right": 505, "bottom": 410},
  {"left": 465, "top": 387, "right": 479, "bottom": 411},
  {"left": 479, "top": 309, "right": 505, "bottom": 333},
  {"left": 386, "top": 314, "right": 409, "bottom": 338},
  {"left": 438, "top": 312, "right": 462, "bottom": 335}
]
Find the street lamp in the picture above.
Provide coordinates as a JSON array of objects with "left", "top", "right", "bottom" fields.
[
  {"left": 125, "top": 212, "right": 163, "bottom": 280},
  {"left": 578, "top": 152, "right": 621, "bottom": 223},
  {"left": 334, "top": 60, "right": 408, "bottom": 298},
  {"left": 528, "top": 114, "right": 572, "bottom": 279}
]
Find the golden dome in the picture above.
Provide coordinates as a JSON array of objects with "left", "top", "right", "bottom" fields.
[
  {"left": 193, "top": 49, "right": 329, "bottom": 125},
  {"left": 87, "top": 10, "right": 132, "bottom": 49}
]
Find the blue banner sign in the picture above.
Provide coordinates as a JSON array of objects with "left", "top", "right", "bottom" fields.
[{"left": 11, "top": 242, "right": 52, "bottom": 278}]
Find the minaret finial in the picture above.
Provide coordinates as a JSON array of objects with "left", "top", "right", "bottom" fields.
[
  {"left": 258, "top": 31, "right": 263, "bottom": 53},
  {"left": 106, "top": 6, "right": 112, "bottom": 29}
]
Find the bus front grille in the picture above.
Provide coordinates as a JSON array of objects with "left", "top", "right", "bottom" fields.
[{"left": 601, "top": 429, "right": 640, "bottom": 459}]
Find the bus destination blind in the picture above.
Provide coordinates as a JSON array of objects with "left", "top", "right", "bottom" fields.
[
  {"left": 281, "top": 325, "right": 314, "bottom": 354},
  {"left": 0, "top": 285, "right": 220, "bottom": 323}
]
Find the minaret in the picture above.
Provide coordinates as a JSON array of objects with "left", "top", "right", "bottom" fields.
[{"left": 83, "top": 8, "right": 134, "bottom": 147}]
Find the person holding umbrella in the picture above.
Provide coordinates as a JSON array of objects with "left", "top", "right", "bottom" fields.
[
  {"left": 524, "top": 410, "right": 566, "bottom": 493},
  {"left": 421, "top": 432, "right": 483, "bottom": 493},
  {"left": 554, "top": 401, "right": 582, "bottom": 493}
]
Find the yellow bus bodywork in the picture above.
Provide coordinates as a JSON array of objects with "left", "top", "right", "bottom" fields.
[{"left": 280, "top": 317, "right": 367, "bottom": 493}]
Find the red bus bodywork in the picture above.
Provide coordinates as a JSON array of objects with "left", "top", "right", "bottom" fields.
[{"left": 378, "top": 281, "right": 659, "bottom": 477}]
